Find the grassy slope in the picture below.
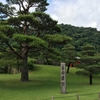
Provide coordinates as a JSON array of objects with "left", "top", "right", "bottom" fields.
[{"left": 0, "top": 65, "right": 100, "bottom": 100}]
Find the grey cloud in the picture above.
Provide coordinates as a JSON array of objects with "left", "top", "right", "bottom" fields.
[{"left": 47, "top": 0, "right": 100, "bottom": 30}]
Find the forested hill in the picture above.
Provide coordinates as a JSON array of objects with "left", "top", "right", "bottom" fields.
[{"left": 58, "top": 24, "right": 100, "bottom": 52}]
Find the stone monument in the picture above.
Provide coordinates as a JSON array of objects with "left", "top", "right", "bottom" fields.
[{"left": 60, "top": 62, "right": 66, "bottom": 94}]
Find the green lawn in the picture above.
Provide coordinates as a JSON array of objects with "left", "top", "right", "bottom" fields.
[{"left": 0, "top": 64, "right": 100, "bottom": 100}]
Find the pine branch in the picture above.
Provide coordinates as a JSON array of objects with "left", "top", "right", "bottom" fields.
[{"left": 6, "top": 42, "right": 22, "bottom": 59}]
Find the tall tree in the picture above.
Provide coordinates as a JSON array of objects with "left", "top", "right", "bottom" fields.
[
  {"left": 0, "top": 0, "right": 69, "bottom": 81},
  {"left": 76, "top": 44, "right": 100, "bottom": 85}
]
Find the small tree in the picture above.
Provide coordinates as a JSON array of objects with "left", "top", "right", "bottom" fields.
[
  {"left": 62, "top": 44, "right": 76, "bottom": 73},
  {"left": 76, "top": 44, "right": 100, "bottom": 85},
  {"left": 42, "top": 34, "right": 72, "bottom": 65}
]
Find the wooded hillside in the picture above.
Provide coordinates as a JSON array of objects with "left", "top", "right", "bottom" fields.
[{"left": 59, "top": 24, "right": 100, "bottom": 52}]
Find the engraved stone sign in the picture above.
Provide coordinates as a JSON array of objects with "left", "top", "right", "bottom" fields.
[{"left": 60, "top": 63, "right": 66, "bottom": 94}]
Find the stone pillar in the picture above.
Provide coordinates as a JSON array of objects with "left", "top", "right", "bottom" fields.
[{"left": 60, "top": 62, "right": 66, "bottom": 94}]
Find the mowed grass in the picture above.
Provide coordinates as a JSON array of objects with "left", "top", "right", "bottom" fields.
[{"left": 0, "top": 65, "right": 100, "bottom": 100}]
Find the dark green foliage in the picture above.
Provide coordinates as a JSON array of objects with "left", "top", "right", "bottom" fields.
[
  {"left": 81, "top": 44, "right": 96, "bottom": 56},
  {"left": 13, "top": 34, "right": 48, "bottom": 48},
  {"left": 62, "top": 44, "right": 77, "bottom": 73},
  {"left": 43, "top": 34, "right": 72, "bottom": 44},
  {"left": 41, "top": 34, "right": 72, "bottom": 65},
  {"left": 0, "top": 0, "right": 70, "bottom": 82},
  {"left": 76, "top": 44, "right": 100, "bottom": 85},
  {"left": 62, "top": 44, "right": 76, "bottom": 62},
  {"left": 0, "top": 2, "right": 16, "bottom": 20},
  {"left": 59, "top": 24, "right": 100, "bottom": 52},
  {"left": 28, "top": 58, "right": 36, "bottom": 70},
  {"left": 6, "top": 0, "right": 49, "bottom": 12},
  {"left": 76, "top": 63, "right": 100, "bottom": 75}
]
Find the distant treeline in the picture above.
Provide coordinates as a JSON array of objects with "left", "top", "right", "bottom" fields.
[{"left": 58, "top": 24, "right": 100, "bottom": 52}]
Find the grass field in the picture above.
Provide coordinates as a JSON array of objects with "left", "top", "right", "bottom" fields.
[{"left": 0, "top": 64, "right": 100, "bottom": 100}]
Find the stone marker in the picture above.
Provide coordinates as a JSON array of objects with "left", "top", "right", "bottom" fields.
[{"left": 60, "top": 62, "right": 66, "bottom": 94}]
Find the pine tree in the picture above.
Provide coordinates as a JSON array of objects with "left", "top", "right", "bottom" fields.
[
  {"left": 76, "top": 44, "right": 100, "bottom": 85},
  {"left": 62, "top": 44, "right": 76, "bottom": 73},
  {"left": 0, "top": 0, "right": 71, "bottom": 81}
]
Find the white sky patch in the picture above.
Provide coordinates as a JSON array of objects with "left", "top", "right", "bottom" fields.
[
  {"left": 46, "top": 0, "right": 100, "bottom": 30},
  {"left": 0, "top": 0, "right": 6, "bottom": 4},
  {"left": 50, "top": 14, "right": 58, "bottom": 20},
  {"left": 86, "top": 22, "right": 97, "bottom": 28}
]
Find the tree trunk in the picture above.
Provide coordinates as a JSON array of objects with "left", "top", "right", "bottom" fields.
[
  {"left": 45, "top": 57, "right": 49, "bottom": 65},
  {"left": 67, "top": 63, "right": 70, "bottom": 73},
  {"left": 89, "top": 74, "right": 93, "bottom": 85},
  {"left": 21, "top": 44, "right": 29, "bottom": 82}
]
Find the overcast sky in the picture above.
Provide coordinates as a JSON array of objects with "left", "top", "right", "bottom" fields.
[
  {"left": 0, "top": 0, "right": 100, "bottom": 30},
  {"left": 47, "top": 0, "right": 100, "bottom": 31}
]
